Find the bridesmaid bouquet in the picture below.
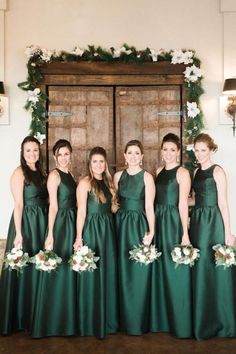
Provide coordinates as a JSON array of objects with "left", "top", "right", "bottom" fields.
[
  {"left": 68, "top": 245, "right": 100, "bottom": 273},
  {"left": 3, "top": 247, "right": 29, "bottom": 274},
  {"left": 171, "top": 244, "right": 200, "bottom": 268},
  {"left": 129, "top": 243, "right": 162, "bottom": 265},
  {"left": 30, "top": 250, "right": 62, "bottom": 272},
  {"left": 212, "top": 244, "right": 236, "bottom": 269}
]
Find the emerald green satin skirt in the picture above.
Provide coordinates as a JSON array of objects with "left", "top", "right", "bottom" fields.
[
  {"left": 77, "top": 212, "right": 118, "bottom": 338},
  {"left": 190, "top": 206, "right": 236, "bottom": 340},
  {"left": 0, "top": 206, "right": 48, "bottom": 334},
  {"left": 150, "top": 205, "right": 193, "bottom": 338},
  {"left": 31, "top": 208, "right": 77, "bottom": 338},
  {"left": 116, "top": 209, "right": 153, "bottom": 335}
]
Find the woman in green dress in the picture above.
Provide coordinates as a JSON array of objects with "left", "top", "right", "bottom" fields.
[
  {"left": 190, "top": 133, "right": 236, "bottom": 340},
  {"left": 73, "top": 146, "right": 118, "bottom": 338},
  {"left": 113, "top": 140, "right": 155, "bottom": 335},
  {"left": 31, "top": 139, "right": 77, "bottom": 338},
  {"left": 0, "top": 136, "right": 48, "bottom": 334},
  {"left": 150, "top": 133, "right": 192, "bottom": 338}
]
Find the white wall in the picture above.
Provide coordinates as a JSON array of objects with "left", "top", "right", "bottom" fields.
[{"left": 0, "top": 0, "right": 236, "bottom": 237}]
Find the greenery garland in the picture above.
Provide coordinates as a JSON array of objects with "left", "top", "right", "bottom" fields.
[{"left": 18, "top": 44, "right": 204, "bottom": 169}]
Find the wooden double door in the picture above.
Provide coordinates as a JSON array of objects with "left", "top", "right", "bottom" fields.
[{"left": 47, "top": 85, "right": 181, "bottom": 179}]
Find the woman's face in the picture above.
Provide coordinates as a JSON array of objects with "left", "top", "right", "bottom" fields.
[
  {"left": 194, "top": 141, "right": 212, "bottom": 165},
  {"left": 90, "top": 154, "right": 106, "bottom": 177},
  {"left": 23, "top": 142, "right": 39, "bottom": 166},
  {"left": 161, "top": 141, "right": 179, "bottom": 165},
  {"left": 55, "top": 146, "right": 71, "bottom": 169},
  {"left": 124, "top": 145, "right": 143, "bottom": 167}
]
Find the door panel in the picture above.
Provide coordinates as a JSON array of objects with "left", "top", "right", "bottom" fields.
[
  {"left": 115, "top": 86, "right": 181, "bottom": 174},
  {"left": 48, "top": 86, "right": 114, "bottom": 180}
]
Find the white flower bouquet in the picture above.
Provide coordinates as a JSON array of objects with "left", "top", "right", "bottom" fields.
[
  {"left": 3, "top": 247, "right": 29, "bottom": 274},
  {"left": 30, "top": 250, "right": 62, "bottom": 272},
  {"left": 212, "top": 244, "right": 236, "bottom": 269},
  {"left": 171, "top": 244, "right": 200, "bottom": 268},
  {"left": 129, "top": 243, "right": 162, "bottom": 265},
  {"left": 68, "top": 245, "right": 100, "bottom": 273}
]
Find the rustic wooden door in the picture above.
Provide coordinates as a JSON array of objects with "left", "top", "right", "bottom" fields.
[
  {"left": 47, "top": 85, "right": 182, "bottom": 179},
  {"left": 47, "top": 86, "right": 114, "bottom": 180},
  {"left": 115, "top": 86, "right": 181, "bottom": 174}
]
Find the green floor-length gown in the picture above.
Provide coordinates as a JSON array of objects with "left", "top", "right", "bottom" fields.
[
  {"left": 116, "top": 169, "right": 152, "bottom": 335},
  {"left": 0, "top": 177, "right": 48, "bottom": 334},
  {"left": 31, "top": 169, "right": 77, "bottom": 338},
  {"left": 78, "top": 179, "right": 118, "bottom": 339},
  {"left": 190, "top": 165, "right": 236, "bottom": 340},
  {"left": 150, "top": 166, "right": 192, "bottom": 338}
]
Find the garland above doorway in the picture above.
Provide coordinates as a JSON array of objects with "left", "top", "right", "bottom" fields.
[{"left": 18, "top": 44, "right": 204, "bottom": 169}]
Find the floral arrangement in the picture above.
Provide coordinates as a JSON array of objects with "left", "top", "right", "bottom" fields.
[
  {"left": 30, "top": 250, "right": 62, "bottom": 272},
  {"left": 18, "top": 44, "right": 204, "bottom": 169},
  {"left": 212, "top": 244, "right": 236, "bottom": 269},
  {"left": 3, "top": 248, "right": 29, "bottom": 274},
  {"left": 171, "top": 244, "right": 200, "bottom": 268},
  {"left": 129, "top": 243, "right": 162, "bottom": 265},
  {"left": 68, "top": 245, "right": 100, "bottom": 273}
]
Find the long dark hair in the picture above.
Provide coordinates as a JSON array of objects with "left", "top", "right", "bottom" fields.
[
  {"left": 20, "top": 136, "right": 46, "bottom": 185},
  {"left": 88, "top": 146, "right": 117, "bottom": 205}
]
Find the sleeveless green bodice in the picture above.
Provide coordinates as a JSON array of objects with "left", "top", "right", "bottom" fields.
[
  {"left": 56, "top": 169, "right": 77, "bottom": 209},
  {"left": 87, "top": 180, "right": 112, "bottom": 215},
  {"left": 155, "top": 166, "right": 179, "bottom": 206},
  {"left": 193, "top": 165, "right": 218, "bottom": 206},
  {"left": 118, "top": 169, "right": 145, "bottom": 211},
  {"left": 23, "top": 181, "right": 48, "bottom": 207}
]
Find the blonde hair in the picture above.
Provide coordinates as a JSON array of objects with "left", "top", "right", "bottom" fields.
[{"left": 88, "top": 147, "right": 117, "bottom": 205}]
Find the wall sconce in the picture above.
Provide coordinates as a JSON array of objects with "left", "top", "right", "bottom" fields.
[
  {"left": 223, "top": 78, "right": 236, "bottom": 136},
  {"left": 0, "top": 81, "right": 9, "bottom": 125}
]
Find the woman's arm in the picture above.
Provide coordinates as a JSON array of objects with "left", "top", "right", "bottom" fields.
[
  {"left": 44, "top": 170, "right": 60, "bottom": 250},
  {"left": 143, "top": 172, "right": 156, "bottom": 245},
  {"left": 73, "top": 178, "right": 90, "bottom": 251},
  {"left": 177, "top": 167, "right": 191, "bottom": 245},
  {"left": 10, "top": 167, "right": 24, "bottom": 248},
  {"left": 188, "top": 169, "right": 197, "bottom": 207},
  {"left": 214, "top": 166, "right": 235, "bottom": 246},
  {"left": 113, "top": 170, "right": 123, "bottom": 191}
]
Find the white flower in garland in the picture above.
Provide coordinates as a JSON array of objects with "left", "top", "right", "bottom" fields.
[
  {"left": 171, "top": 50, "right": 194, "bottom": 65},
  {"left": 25, "top": 45, "right": 41, "bottom": 59},
  {"left": 149, "top": 49, "right": 159, "bottom": 62},
  {"left": 112, "top": 46, "right": 132, "bottom": 58},
  {"left": 184, "top": 64, "right": 202, "bottom": 83},
  {"left": 186, "top": 144, "right": 195, "bottom": 151},
  {"left": 27, "top": 88, "right": 41, "bottom": 105},
  {"left": 71, "top": 46, "right": 84, "bottom": 56},
  {"left": 187, "top": 101, "right": 200, "bottom": 118},
  {"left": 34, "top": 132, "right": 46, "bottom": 145},
  {"left": 40, "top": 48, "right": 53, "bottom": 62}
]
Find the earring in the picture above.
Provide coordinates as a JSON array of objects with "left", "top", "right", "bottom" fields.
[
  {"left": 140, "top": 160, "right": 143, "bottom": 166},
  {"left": 177, "top": 156, "right": 180, "bottom": 163},
  {"left": 125, "top": 161, "right": 128, "bottom": 166}
]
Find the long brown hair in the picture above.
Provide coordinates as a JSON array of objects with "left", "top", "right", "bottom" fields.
[
  {"left": 20, "top": 136, "right": 46, "bottom": 185},
  {"left": 88, "top": 147, "right": 117, "bottom": 204}
]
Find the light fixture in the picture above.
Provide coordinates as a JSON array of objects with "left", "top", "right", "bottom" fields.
[
  {"left": 0, "top": 81, "right": 5, "bottom": 116},
  {"left": 223, "top": 78, "right": 236, "bottom": 136}
]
